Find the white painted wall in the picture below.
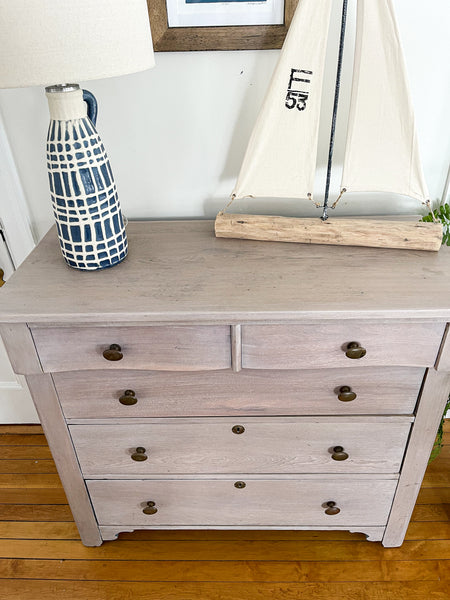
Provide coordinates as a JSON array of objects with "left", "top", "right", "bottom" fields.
[
  {"left": 0, "top": 0, "right": 449, "bottom": 241},
  {"left": 0, "top": 111, "right": 36, "bottom": 266}
]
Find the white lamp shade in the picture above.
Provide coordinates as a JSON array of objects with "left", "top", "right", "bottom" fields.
[{"left": 0, "top": 0, "right": 155, "bottom": 88}]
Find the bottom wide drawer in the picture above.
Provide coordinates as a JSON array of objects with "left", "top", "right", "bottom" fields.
[{"left": 87, "top": 478, "right": 398, "bottom": 527}]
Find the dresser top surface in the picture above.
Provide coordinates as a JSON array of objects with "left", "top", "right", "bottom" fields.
[{"left": 2, "top": 220, "right": 450, "bottom": 324}]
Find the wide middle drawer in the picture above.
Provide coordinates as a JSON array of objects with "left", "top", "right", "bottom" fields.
[
  {"left": 56, "top": 367, "right": 424, "bottom": 419},
  {"left": 69, "top": 417, "right": 412, "bottom": 476}
]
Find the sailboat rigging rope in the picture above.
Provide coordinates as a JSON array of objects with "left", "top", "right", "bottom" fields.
[
  {"left": 331, "top": 187, "right": 347, "bottom": 210},
  {"left": 322, "top": 0, "right": 349, "bottom": 221}
]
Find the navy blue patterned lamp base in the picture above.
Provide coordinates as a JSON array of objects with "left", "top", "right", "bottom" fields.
[{"left": 46, "top": 85, "right": 127, "bottom": 270}]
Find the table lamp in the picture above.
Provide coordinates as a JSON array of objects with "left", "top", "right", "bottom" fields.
[{"left": 0, "top": 0, "right": 154, "bottom": 270}]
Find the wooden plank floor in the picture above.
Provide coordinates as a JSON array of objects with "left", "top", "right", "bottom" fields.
[{"left": 0, "top": 423, "right": 449, "bottom": 599}]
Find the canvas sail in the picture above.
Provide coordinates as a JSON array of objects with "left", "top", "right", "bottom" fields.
[
  {"left": 232, "top": 0, "right": 332, "bottom": 201},
  {"left": 341, "top": 0, "right": 429, "bottom": 202}
]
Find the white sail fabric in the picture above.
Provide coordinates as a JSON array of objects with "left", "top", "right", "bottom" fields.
[
  {"left": 232, "top": 0, "right": 332, "bottom": 201},
  {"left": 341, "top": 0, "right": 429, "bottom": 202}
]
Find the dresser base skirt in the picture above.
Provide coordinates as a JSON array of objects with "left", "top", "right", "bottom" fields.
[{"left": 99, "top": 525, "right": 386, "bottom": 543}]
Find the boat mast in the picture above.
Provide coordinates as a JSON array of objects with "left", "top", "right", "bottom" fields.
[{"left": 322, "top": 0, "right": 349, "bottom": 221}]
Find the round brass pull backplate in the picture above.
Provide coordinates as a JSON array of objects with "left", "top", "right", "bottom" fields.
[
  {"left": 234, "top": 481, "right": 246, "bottom": 489},
  {"left": 131, "top": 447, "right": 148, "bottom": 461},
  {"left": 345, "top": 342, "right": 366, "bottom": 360},
  {"left": 324, "top": 501, "right": 340, "bottom": 515},
  {"left": 103, "top": 344, "right": 123, "bottom": 361},
  {"left": 119, "top": 389, "right": 137, "bottom": 405},
  {"left": 337, "top": 386, "right": 357, "bottom": 402},
  {"left": 331, "top": 446, "right": 349, "bottom": 461},
  {"left": 143, "top": 501, "right": 157, "bottom": 515}
]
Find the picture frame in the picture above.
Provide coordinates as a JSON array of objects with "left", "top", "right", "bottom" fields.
[
  {"left": 147, "top": 0, "right": 298, "bottom": 52},
  {"left": 166, "top": 0, "right": 284, "bottom": 29}
]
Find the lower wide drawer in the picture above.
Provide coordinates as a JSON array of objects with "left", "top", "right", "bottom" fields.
[
  {"left": 70, "top": 417, "right": 412, "bottom": 475},
  {"left": 87, "top": 478, "right": 398, "bottom": 527}
]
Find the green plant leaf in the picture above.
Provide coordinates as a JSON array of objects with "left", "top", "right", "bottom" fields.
[
  {"left": 422, "top": 203, "right": 450, "bottom": 246},
  {"left": 428, "top": 395, "right": 450, "bottom": 463}
]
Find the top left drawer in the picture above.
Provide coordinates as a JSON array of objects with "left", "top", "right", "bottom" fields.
[{"left": 30, "top": 325, "right": 231, "bottom": 373}]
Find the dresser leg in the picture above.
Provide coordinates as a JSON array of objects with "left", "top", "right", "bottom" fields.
[
  {"left": 382, "top": 368, "right": 450, "bottom": 547},
  {"left": 26, "top": 374, "right": 103, "bottom": 546}
]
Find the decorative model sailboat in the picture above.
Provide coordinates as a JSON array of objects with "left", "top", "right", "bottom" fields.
[{"left": 215, "top": 0, "right": 443, "bottom": 251}]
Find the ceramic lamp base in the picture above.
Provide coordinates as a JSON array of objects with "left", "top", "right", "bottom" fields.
[{"left": 46, "top": 85, "right": 127, "bottom": 270}]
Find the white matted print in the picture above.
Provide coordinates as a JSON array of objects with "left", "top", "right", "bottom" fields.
[{"left": 166, "top": 0, "right": 284, "bottom": 28}]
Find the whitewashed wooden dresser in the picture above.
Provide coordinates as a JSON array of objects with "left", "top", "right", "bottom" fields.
[{"left": 1, "top": 220, "right": 450, "bottom": 547}]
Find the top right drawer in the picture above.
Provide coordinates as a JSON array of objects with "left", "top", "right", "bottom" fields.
[{"left": 241, "top": 323, "right": 445, "bottom": 370}]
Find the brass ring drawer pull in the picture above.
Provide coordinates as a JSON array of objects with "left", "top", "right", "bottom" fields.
[
  {"left": 119, "top": 389, "right": 137, "bottom": 405},
  {"left": 131, "top": 447, "right": 148, "bottom": 461},
  {"left": 331, "top": 446, "right": 349, "bottom": 461},
  {"left": 337, "top": 386, "right": 357, "bottom": 402},
  {"left": 324, "top": 501, "right": 340, "bottom": 515},
  {"left": 232, "top": 425, "right": 245, "bottom": 435},
  {"left": 143, "top": 501, "right": 157, "bottom": 515},
  {"left": 345, "top": 341, "right": 366, "bottom": 359},
  {"left": 234, "top": 481, "right": 246, "bottom": 489},
  {"left": 103, "top": 343, "right": 123, "bottom": 361}
]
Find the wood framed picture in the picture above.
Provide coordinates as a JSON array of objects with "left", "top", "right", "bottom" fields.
[{"left": 147, "top": 0, "right": 298, "bottom": 51}]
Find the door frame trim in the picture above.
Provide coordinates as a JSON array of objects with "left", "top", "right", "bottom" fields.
[{"left": 0, "top": 109, "right": 35, "bottom": 268}]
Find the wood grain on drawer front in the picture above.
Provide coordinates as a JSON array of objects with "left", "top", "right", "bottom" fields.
[
  {"left": 87, "top": 478, "right": 398, "bottom": 527},
  {"left": 31, "top": 326, "right": 231, "bottom": 373},
  {"left": 70, "top": 417, "right": 412, "bottom": 476},
  {"left": 242, "top": 323, "right": 445, "bottom": 369},
  {"left": 56, "top": 367, "right": 424, "bottom": 419}
]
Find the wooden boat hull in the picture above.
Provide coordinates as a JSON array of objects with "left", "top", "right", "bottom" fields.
[{"left": 215, "top": 212, "right": 443, "bottom": 252}]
